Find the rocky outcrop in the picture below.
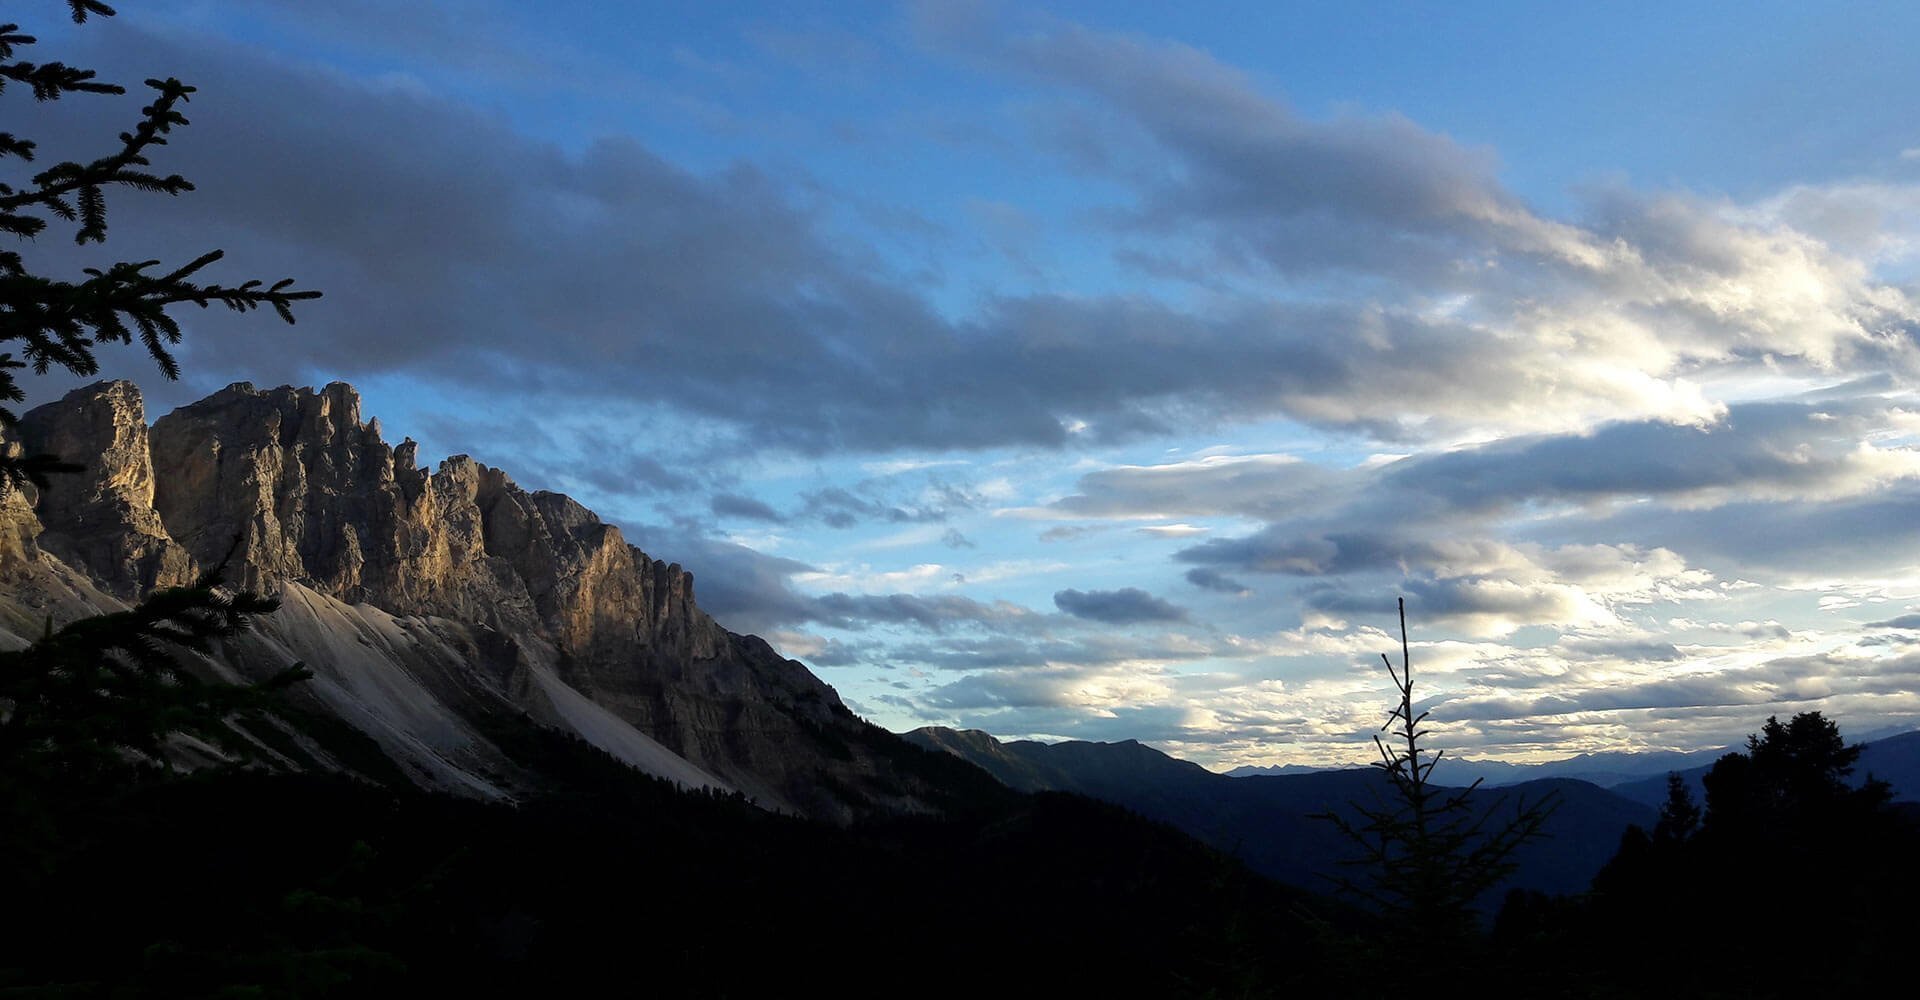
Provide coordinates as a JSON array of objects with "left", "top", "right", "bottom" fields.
[
  {"left": 0, "top": 380, "right": 966, "bottom": 822},
  {"left": 17, "top": 382, "right": 192, "bottom": 599}
]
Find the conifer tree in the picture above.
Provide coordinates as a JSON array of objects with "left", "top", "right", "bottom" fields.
[
  {"left": 1650, "top": 771, "right": 1699, "bottom": 845},
  {"left": 0, "top": 1, "right": 318, "bottom": 786},
  {"left": 0, "top": 0, "right": 319, "bottom": 491},
  {"left": 1319, "top": 598, "right": 1558, "bottom": 949}
]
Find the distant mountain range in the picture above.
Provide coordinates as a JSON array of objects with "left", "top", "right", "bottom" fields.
[
  {"left": 905, "top": 724, "right": 1920, "bottom": 906},
  {"left": 1227, "top": 745, "right": 1734, "bottom": 789},
  {"left": 1609, "top": 729, "right": 1920, "bottom": 809},
  {"left": 1227, "top": 729, "right": 1920, "bottom": 801},
  {"left": 905, "top": 727, "right": 1655, "bottom": 903}
]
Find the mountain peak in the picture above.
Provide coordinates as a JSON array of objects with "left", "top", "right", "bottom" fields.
[{"left": 3, "top": 379, "right": 982, "bottom": 822}]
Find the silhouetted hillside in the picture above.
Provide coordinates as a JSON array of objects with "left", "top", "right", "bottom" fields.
[{"left": 0, "top": 731, "right": 1347, "bottom": 997}]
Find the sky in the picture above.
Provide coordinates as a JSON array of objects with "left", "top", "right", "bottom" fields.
[{"left": 15, "top": 0, "right": 1920, "bottom": 767}]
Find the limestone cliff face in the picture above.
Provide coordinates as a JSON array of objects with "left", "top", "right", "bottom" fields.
[
  {"left": 0, "top": 380, "right": 957, "bottom": 822},
  {"left": 17, "top": 382, "right": 192, "bottom": 599}
]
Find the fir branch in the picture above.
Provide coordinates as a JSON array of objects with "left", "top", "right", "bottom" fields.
[{"left": 0, "top": 558, "right": 311, "bottom": 783}]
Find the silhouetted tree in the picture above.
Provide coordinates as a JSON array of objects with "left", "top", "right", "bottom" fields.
[
  {"left": 1700, "top": 711, "right": 1890, "bottom": 848},
  {"left": 1, "top": 1, "right": 319, "bottom": 491},
  {"left": 1319, "top": 598, "right": 1558, "bottom": 956},
  {"left": 0, "top": 2, "right": 317, "bottom": 788},
  {"left": 1572, "top": 711, "right": 1912, "bottom": 997},
  {"left": 0, "top": 562, "right": 308, "bottom": 785},
  {"left": 1651, "top": 772, "right": 1699, "bottom": 844}
]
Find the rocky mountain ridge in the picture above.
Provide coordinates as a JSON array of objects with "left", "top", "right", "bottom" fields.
[{"left": 0, "top": 380, "right": 978, "bottom": 822}]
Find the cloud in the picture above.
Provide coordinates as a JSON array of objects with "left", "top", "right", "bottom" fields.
[
  {"left": 1870, "top": 613, "right": 1920, "bottom": 630},
  {"left": 1302, "top": 577, "right": 1613, "bottom": 638},
  {"left": 24, "top": 13, "right": 1916, "bottom": 468},
  {"left": 710, "top": 492, "right": 785, "bottom": 522},
  {"left": 1046, "top": 394, "right": 1919, "bottom": 537},
  {"left": 921, "top": 9, "right": 1920, "bottom": 426},
  {"left": 1136, "top": 523, "right": 1207, "bottom": 538},
  {"left": 1378, "top": 397, "right": 1920, "bottom": 514},
  {"left": 810, "top": 592, "right": 1044, "bottom": 632},
  {"left": 1184, "top": 567, "right": 1249, "bottom": 595},
  {"left": 1039, "top": 454, "right": 1338, "bottom": 520},
  {"left": 1177, "top": 530, "right": 1708, "bottom": 636},
  {"left": 632, "top": 525, "right": 1057, "bottom": 641},
  {"left": 921, "top": 662, "right": 1178, "bottom": 711},
  {"left": 796, "top": 484, "right": 971, "bottom": 528},
  {"left": 890, "top": 630, "right": 1222, "bottom": 671},
  {"left": 1559, "top": 637, "right": 1686, "bottom": 663},
  {"left": 1439, "top": 649, "right": 1920, "bottom": 722},
  {"left": 1594, "top": 483, "right": 1920, "bottom": 578},
  {"left": 1053, "top": 587, "right": 1188, "bottom": 624}
]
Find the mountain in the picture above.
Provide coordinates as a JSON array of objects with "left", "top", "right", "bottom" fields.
[
  {"left": 1224, "top": 762, "right": 1365, "bottom": 778},
  {"left": 1227, "top": 745, "right": 1734, "bottom": 788},
  {"left": 1611, "top": 728, "right": 1920, "bottom": 809},
  {"left": 905, "top": 727, "right": 1654, "bottom": 902},
  {"left": 1, "top": 380, "right": 1001, "bottom": 822},
  {"left": 3, "top": 382, "right": 1374, "bottom": 996}
]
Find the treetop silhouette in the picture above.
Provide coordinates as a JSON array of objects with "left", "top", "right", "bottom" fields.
[
  {"left": 0, "top": 0, "right": 319, "bottom": 493},
  {"left": 1318, "top": 598, "right": 1559, "bottom": 939},
  {"left": 0, "top": 1, "right": 317, "bottom": 787}
]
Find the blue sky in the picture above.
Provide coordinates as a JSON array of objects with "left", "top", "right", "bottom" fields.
[{"left": 20, "top": 1, "right": 1920, "bottom": 766}]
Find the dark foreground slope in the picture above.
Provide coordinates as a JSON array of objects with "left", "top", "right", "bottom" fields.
[
  {"left": 0, "top": 734, "right": 1351, "bottom": 998},
  {"left": 907, "top": 728, "right": 1653, "bottom": 901}
]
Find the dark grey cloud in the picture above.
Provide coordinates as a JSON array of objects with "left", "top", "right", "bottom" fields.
[
  {"left": 1559, "top": 637, "right": 1686, "bottom": 663},
  {"left": 710, "top": 492, "right": 785, "bottom": 523},
  {"left": 1156, "top": 394, "right": 1919, "bottom": 602},
  {"left": 23, "top": 22, "right": 1493, "bottom": 450},
  {"left": 1592, "top": 484, "right": 1920, "bottom": 578},
  {"left": 796, "top": 485, "right": 970, "bottom": 528},
  {"left": 1184, "top": 567, "right": 1250, "bottom": 595},
  {"left": 891, "top": 632, "right": 1217, "bottom": 671},
  {"left": 918, "top": 8, "right": 1522, "bottom": 283},
  {"left": 1378, "top": 397, "right": 1913, "bottom": 514},
  {"left": 922, "top": 669, "right": 1088, "bottom": 710},
  {"left": 1053, "top": 587, "right": 1188, "bottom": 624},
  {"left": 412, "top": 414, "right": 708, "bottom": 499},
  {"left": 1302, "top": 578, "right": 1587, "bottom": 632},
  {"left": 1179, "top": 529, "right": 1417, "bottom": 577},
  {"left": 1440, "top": 651, "right": 1920, "bottom": 722},
  {"left": 794, "top": 637, "right": 869, "bottom": 667},
  {"left": 626, "top": 525, "right": 1046, "bottom": 640},
  {"left": 1061, "top": 396, "right": 1913, "bottom": 538},
  {"left": 1046, "top": 454, "right": 1341, "bottom": 521},
  {"left": 809, "top": 593, "right": 1042, "bottom": 633},
  {"left": 1870, "top": 613, "right": 1920, "bottom": 630},
  {"left": 23, "top": 13, "right": 1874, "bottom": 467}
]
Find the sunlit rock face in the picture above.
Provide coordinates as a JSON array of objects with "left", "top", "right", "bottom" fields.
[
  {"left": 18, "top": 381, "right": 192, "bottom": 599},
  {"left": 0, "top": 380, "right": 955, "bottom": 822}
]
